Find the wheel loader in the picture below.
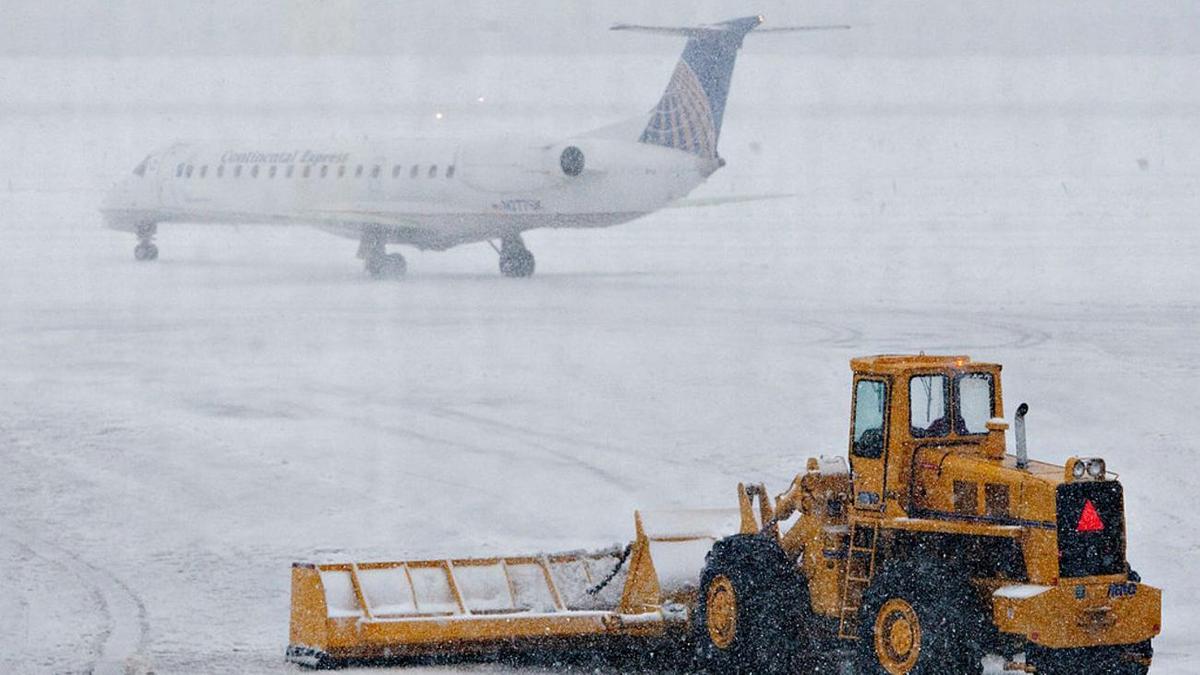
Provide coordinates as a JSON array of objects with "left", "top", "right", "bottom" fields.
[{"left": 287, "top": 354, "right": 1161, "bottom": 673}]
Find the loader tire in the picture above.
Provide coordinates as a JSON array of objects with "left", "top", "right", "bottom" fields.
[
  {"left": 857, "top": 558, "right": 986, "bottom": 675},
  {"left": 692, "top": 534, "right": 813, "bottom": 674}
]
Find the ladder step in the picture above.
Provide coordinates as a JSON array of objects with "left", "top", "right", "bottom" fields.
[{"left": 840, "top": 520, "right": 881, "bottom": 643}]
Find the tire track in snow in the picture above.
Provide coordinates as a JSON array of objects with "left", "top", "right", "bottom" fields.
[
  {"left": 427, "top": 406, "right": 644, "bottom": 490},
  {"left": 1, "top": 521, "right": 148, "bottom": 674},
  {"left": 0, "top": 412, "right": 149, "bottom": 673},
  {"left": 0, "top": 534, "right": 101, "bottom": 673}
]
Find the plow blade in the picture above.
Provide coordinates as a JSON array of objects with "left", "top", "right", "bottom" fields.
[{"left": 286, "top": 509, "right": 739, "bottom": 667}]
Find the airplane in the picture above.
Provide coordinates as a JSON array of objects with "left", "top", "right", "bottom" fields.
[{"left": 100, "top": 16, "right": 845, "bottom": 278}]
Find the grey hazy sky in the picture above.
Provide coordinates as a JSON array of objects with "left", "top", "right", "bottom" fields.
[{"left": 3, "top": 0, "right": 1199, "bottom": 58}]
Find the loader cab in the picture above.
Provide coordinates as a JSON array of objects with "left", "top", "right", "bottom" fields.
[{"left": 848, "top": 355, "right": 1003, "bottom": 516}]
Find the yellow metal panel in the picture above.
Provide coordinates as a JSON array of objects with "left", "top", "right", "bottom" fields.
[
  {"left": 992, "top": 580, "right": 1161, "bottom": 648},
  {"left": 288, "top": 564, "right": 330, "bottom": 652},
  {"left": 617, "top": 512, "right": 661, "bottom": 614}
]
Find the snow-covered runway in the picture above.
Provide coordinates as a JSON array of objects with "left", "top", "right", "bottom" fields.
[{"left": 1, "top": 181, "right": 1197, "bottom": 671}]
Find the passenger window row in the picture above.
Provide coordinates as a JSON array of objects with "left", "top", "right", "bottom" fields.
[{"left": 174, "top": 163, "right": 455, "bottom": 180}]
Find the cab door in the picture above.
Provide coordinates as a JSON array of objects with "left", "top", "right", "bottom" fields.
[{"left": 849, "top": 376, "right": 889, "bottom": 512}]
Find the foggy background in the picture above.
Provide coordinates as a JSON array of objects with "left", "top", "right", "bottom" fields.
[{"left": 1, "top": 1, "right": 1198, "bottom": 673}]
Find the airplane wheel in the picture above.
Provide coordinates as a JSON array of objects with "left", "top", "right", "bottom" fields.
[
  {"left": 134, "top": 242, "right": 158, "bottom": 261},
  {"left": 499, "top": 250, "right": 535, "bottom": 278},
  {"left": 366, "top": 252, "right": 406, "bottom": 279}
]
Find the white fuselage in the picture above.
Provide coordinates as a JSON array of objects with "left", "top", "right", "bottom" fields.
[{"left": 102, "top": 134, "right": 717, "bottom": 250}]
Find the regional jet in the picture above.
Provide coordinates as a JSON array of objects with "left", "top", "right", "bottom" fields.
[{"left": 101, "top": 16, "right": 843, "bottom": 278}]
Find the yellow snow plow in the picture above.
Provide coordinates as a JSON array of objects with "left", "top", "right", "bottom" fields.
[
  {"left": 288, "top": 354, "right": 1162, "bottom": 673},
  {"left": 286, "top": 509, "right": 740, "bottom": 667}
]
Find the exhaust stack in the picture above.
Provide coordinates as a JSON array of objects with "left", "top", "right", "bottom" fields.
[{"left": 1015, "top": 402, "right": 1030, "bottom": 469}]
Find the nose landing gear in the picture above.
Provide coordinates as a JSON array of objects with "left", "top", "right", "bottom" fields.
[{"left": 133, "top": 223, "right": 159, "bottom": 261}]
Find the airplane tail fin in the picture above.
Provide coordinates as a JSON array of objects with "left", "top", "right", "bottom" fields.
[{"left": 611, "top": 16, "right": 847, "bottom": 160}]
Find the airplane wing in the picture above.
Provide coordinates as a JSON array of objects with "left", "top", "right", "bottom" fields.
[{"left": 667, "top": 193, "right": 796, "bottom": 208}]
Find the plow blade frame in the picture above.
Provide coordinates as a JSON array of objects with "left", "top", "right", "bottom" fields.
[{"left": 287, "top": 509, "right": 739, "bottom": 665}]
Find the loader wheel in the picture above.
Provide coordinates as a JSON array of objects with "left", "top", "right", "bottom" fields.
[
  {"left": 692, "top": 534, "right": 813, "bottom": 674},
  {"left": 1026, "top": 640, "right": 1151, "bottom": 675},
  {"left": 858, "top": 559, "right": 986, "bottom": 675}
]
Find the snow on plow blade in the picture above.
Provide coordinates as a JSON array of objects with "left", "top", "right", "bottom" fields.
[{"left": 286, "top": 509, "right": 739, "bottom": 667}]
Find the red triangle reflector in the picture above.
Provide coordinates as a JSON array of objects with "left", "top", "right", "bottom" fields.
[{"left": 1077, "top": 499, "right": 1105, "bottom": 532}]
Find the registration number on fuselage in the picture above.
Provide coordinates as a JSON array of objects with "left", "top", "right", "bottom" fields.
[{"left": 494, "top": 199, "right": 543, "bottom": 212}]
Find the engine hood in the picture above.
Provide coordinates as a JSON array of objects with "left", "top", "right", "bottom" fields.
[{"left": 911, "top": 449, "right": 1077, "bottom": 528}]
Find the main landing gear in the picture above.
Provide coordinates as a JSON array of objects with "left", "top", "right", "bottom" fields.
[
  {"left": 133, "top": 223, "right": 158, "bottom": 261},
  {"left": 496, "top": 234, "right": 535, "bottom": 278},
  {"left": 358, "top": 230, "right": 406, "bottom": 279}
]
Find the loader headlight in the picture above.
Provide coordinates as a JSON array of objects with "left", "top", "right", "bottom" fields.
[
  {"left": 1067, "top": 456, "right": 1106, "bottom": 481},
  {"left": 1071, "top": 459, "right": 1086, "bottom": 480}
]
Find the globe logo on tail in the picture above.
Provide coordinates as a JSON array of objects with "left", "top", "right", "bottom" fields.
[{"left": 639, "top": 60, "right": 718, "bottom": 160}]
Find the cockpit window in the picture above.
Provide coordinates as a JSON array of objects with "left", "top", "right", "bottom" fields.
[
  {"left": 133, "top": 156, "right": 150, "bottom": 177},
  {"left": 909, "top": 375, "right": 949, "bottom": 438},
  {"left": 955, "top": 372, "right": 995, "bottom": 435}
]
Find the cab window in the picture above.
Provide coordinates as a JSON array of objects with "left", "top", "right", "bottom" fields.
[
  {"left": 955, "top": 372, "right": 994, "bottom": 435},
  {"left": 853, "top": 379, "right": 887, "bottom": 459},
  {"left": 909, "top": 375, "right": 948, "bottom": 438}
]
